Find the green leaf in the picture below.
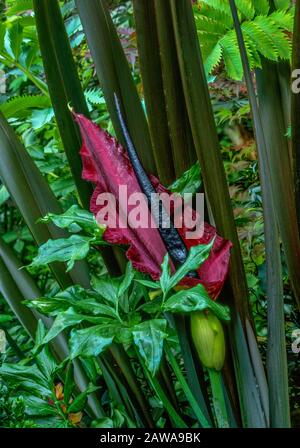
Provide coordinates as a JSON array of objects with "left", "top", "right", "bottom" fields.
[
  {"left": 0, "top": 112, "right": 90, "bottom": 289},
  {"left": 274, "top": 0, "right": 290, "bottom": 9},
  {"left": 170, "top": 0, "right": 250, "bottom": 318},
  {"left": 132, "top": 0, "right": 175, "bottom": 185},
  {"left": 91, "top": 417, "right": 114, "bottom": 428},
  {"left": 118, "top": 263, "right": 135, "bottom": 297},
  {"left": 0, "top": 24, "right": 6, "bottom": 52},
  {"left": 169, "top": 161, "right": 201, "bottom": 195},
  {"left": 25, "top": 286, "right": 117, "bottom": 319},
  {"left": 0, "top": 314, "right": 13, "bottom": 323},
  {"left": 163, "top": 284, "right": 231, "bottom": 321},
  {"left": 132, "top": 319, "right": 167, "bottom": 375},
  {"left": 0, "top": 185, "right": 9, "bottom": 206},
  {"left": 69, "top": 325, "right": 114, "bottom": 359},
  {"left": 42, "top": 307, "right": 111, "bottom": 345},
  {"left": 75, "top": 0, "right": 157, "bottom": 174},
  {"left": 39, "top": 205, "right": 104, "bottom": 236},
  {"left": 67, "top": 385, "right": 99, "bottom": 413},
  {"left": 134, "top": 279, "right": 159, "bottom": 290},
  {"left": 0, "top": 363, "right": 50, "bottom": 396},
  {"left": 0, "top": 95, "right": 51, "bottom": 119},
  {"left": 33, "top": 0, "right": 93, "bottom": 210},
  {"left": 161, "top": 240, "right": 214, "bottom": 295},
  {"left": 6, "top": 0, "right": 33, "bottom": 16},
  {"left": 8, "top": 20, "right": 23, "bottom": 60},
  {"left": 29, "top": 235, "right": 95, "bottom": 272},
  {"left": 42, "top": 308, "right": 86, "bottom": 344},
  {"left": 159, "top": 253, "right": 172, "bottom": 294},
  {"left": 31, "top": 108, "right": 54, "bottom": 130},
  {"left": 64, "top": 362, "right": 75, "bottom": 405}
]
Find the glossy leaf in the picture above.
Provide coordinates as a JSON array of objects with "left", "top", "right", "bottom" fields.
[
  {"left": 40, "top": 205, "right": 104, "bottom": 236},
  {"left": 132, "top": 319, "right": 168, "bottom": 375},
  {"left": 69, "top": 325, "right": 114, "bottom": 359},
  {"left": 163, "top": 285, "right": 231, "bottom": 321},
  {"left": 29, "top": 235, "right": 95, "bottom": 272}
]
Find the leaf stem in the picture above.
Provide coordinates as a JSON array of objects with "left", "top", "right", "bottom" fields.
[
  {"left": 135, "top": 347, "right": 187, "bottom": 428},
  {"left": 165, "top": 342, "right": 211, "bottom": 427}
]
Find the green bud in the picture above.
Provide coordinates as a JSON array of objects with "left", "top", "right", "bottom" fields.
[{"left": 191, "top": 311, "right": 225, "bottom": 371}]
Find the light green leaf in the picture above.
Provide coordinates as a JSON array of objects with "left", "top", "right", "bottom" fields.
[
  {"left": 6, "top": 0, "right": 33, "bottom": 16},
  {"left": 8, "top": 20, "right": 23, "bottom": 60},
  {"left": 39, "top": 205, "right": 104, "bottom": 237},
  {"left": 0, "top": 185, "right": 12, "bottom": 208},
  {"left": 25, "top": 286, "right": 117, "bottom": 318},
  {"left": 29, "top": 235, "right": 95, "bottom": 272},
  {"left": 161, "top": 240, "right": 214, "bottom": 295},
  {"left": 134, "top": 279, "right": 159, "bottom": 289},
  {"left": 163, "top": 284, "right": 231, "bottom": 321},
  {"left": 31, "top": 107, "right": 54, "bottom": 130}
]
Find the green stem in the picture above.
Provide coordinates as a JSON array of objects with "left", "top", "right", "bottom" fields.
[
  {"left": 208, "top": 368, "right": 229, "bottom": 428},
  {"left": 135, "top": 348, "right": 187, "bottom": 428},
  {"left": 0, "top": 51, "right": 49, "bottom": 95},
  {"left": 165, "top": 342, "right": 211, "bottom": 428},
  {"left": 110, "top": 343, "right": 154, "bottom": 427}
]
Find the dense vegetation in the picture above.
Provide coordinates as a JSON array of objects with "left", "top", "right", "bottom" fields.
[{"left": 0, "top": 0, "right": 299, "bottom": 429}]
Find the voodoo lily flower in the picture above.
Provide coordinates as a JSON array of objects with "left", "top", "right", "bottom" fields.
[{"left": 75, "top": 112, "right": 232, "bottom": 300}]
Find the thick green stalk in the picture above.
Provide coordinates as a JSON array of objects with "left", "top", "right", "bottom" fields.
[
  {"left": 33, "top": 0, "right": 92, "bottom": 209},
  {"left": 132, "top": 0, "right": 175, "bottom": 185},
  {"left": 230, "top": 314, "right": 268, "bottom": 427},
  {"left": 256, "top": 59, "right": 300, "bottom": 312},
  {"left": 75, "top": 0, "right": 157, "bottom": 174},
  {"left": 33, "top": 0, "right": 120, "bottom": 276},
  {"left": 154, "top": 0, "right": 197, "bottom": 177},
  {"left": 230, "top": 0, "right": 290, "bottom": 427},
  {"left": 0, "top": 257, "right": 37, "bottom": 338},
  {"left": 170, "top": 0, "right": 249, "bottom": 318}
]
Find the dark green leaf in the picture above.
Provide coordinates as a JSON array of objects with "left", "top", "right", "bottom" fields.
[
  {"left": 132, "top": 319, "right": 167, "bottom": 375},
  {"left": 69, "top": 325, "right": 115, "bottom": 359},
  {"left": 163, "top": 284, "right": 231, "bottom": 321}
]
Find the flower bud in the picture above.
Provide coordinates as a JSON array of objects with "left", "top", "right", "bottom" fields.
[{"left": 191, "top": 311, "right": 225, "bottom": 371}]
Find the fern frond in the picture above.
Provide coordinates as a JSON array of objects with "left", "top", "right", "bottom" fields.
[
  {"left": 84, "top": 89, "right": 104, "bottom": 105},
  {"left": 268, "top": 9, "right": 294, "bottom": 32},
  {"left": 252, "top": 0, "right": 270, "bottom": 15},
  {"left": 219, "top": 31, "right": 243, "bottom": 80},
  {"left": 0, "top": 95, "right": 51, "bottom": 119},
  {"left": 205, "top": 42, "right": 223, "bottom": 74},
  {"left": 195, "top": 0, "right": 293, "bottom": 80}
]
